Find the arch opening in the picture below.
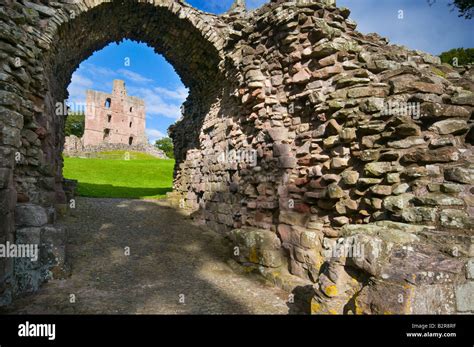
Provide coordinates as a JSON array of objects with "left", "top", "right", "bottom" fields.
[{"left": 39, "top": 0, "right": 224, "bottom": 208}]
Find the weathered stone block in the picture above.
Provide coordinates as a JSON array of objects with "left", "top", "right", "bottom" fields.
[
  {"left": 0, "top": 107, "right": 24, "bottom": 129},
  {"left": 279, "top": 210, "right": 310, "bottom": 227},
  {"left": 411, "top": 284, "right": 456, "bottom": 314},
  {"left": 292, "top": 69, "right": 311, "bottom": 84},
  {"left": 0, "top": 168, "right": 11, "bottom": 189},
  {"left": 421, "top": 103, "right": 470, "bottom": 119},
  {"left": 0, "top": 125, "right": 21, "bottom": 147},
  {"left": 273, "top": 143, "right": 291, "bottom": 157},
  {"left": 327, "top": 183, "right": 345, "bottom": 199},
  {"left": 467, "top": 259, "right": 474, "bottom": 280},
  {"left": 0, "top": 147, "right": 15, "bottom": 168},
  {"left": 16, "top": 227, "right": 41, "bottom": 245},
  {"left": 341, "top": 170, "right": 359, "bottom": 185},
  {"left": 370, "top": 185, "right": 392, "bottom": 196},
  {"left": 339, "top": 127, "right": 356, "bottom": 142},
  {"left": 0, "top": 188, "right": 16, "bottom": 215},
  {"left": 300, "top": 230, "right": 322, "bottom": 249},
  {"left": 392, "top": 183, "right": 409, "bottom": 195},
  {"left": 278, "top": 156, "right": 296, "bottom": 169},
  {"left": 440, "top": 209, "right": 471, "bottom": 229},
  {"left": 401, "top": 207, "right": 437, "bottom": 223},
  {"left": 14, "top": 268, "right": 45, "bottom": 295},
  {"left": 40, "top": 226, "right": 68, "bottom": 278},
  {"left": 444, "top": 166, "right": 474, "bottom": 184},
  {"left": 354, "top": 280, "right": 414, "bottom": 314},
  {"left": 429, "top": 119, "right": 468, "bottom": 135},
  {"left": 268, "top": 127, "right": 288, "bottom": 142},
  {"left": 15, "top": 204, "right": 48, "bottom": 227},
  {"left": 451, "top": 91, "right": 474, "bottom": 106},
  {"left": 364, "top": 162, "right": 393, "bottom": 177},
  {"left": 414, "top": 193, "right": 464, "bottom": 207},
  {"left": 229, "top": 228, "right": 285, "bottom": 268},
  {"left": 456, "top": 282, "right": 474, "bottom": 312},
  {"left": 403, "top": 147, "right": 459, "bottom": 163},
  {"left": 331, "top": 157, "right": 349, "bottom": 169}
]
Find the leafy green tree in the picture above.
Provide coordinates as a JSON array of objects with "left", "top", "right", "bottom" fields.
[
  {"left": 451, "top": 0, "right": 474, "bottom": 19},
  {"left": 439, "top": 48, "right": 474, "bottom": 66},
  {"left": 65, "top": 112, "right": 85, "bottom": 137},
  {"left": 428, "top": 0, "right": 474, "bottom": 19},
  {"left": 155, "top": 137, "right": 174, "bottom": 158}
]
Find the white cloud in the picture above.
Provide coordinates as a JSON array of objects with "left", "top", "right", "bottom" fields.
[
  {"left": 67, "top": 73, "right": 94, "bottom": 105},
  {"left": 69, "top": 63, "right": 117, "bottom": 95},
  {"left": 153, "top": 86, "right": 188, "bottom": 101},
  {"left": 83, "top": 63, "right": 116, "bottom": 78},
  {"left": 146, "top": 128, "right": 166, "bottom": 144},
  {"left": 82, "top": 65, "right": 153, "bottom": 86},
  {"left": 128, "top": 86, "right": 187, "bottom": 119},
  {"left": 117, "top": 69, "right": 153, "bottom": 84}
]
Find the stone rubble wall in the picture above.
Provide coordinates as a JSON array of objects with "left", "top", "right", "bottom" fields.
[
  {"left": 64, "top": 135, "right": 83, "bottom": 153},
  {"left": 171, "top": 0, "right": 474, "bottom": 314},
  {"left": 0, "top": 0, "right": 472, "bottom": 314},
  {"left": 63, "top": 135, "right": 168, "bottom": 159}
]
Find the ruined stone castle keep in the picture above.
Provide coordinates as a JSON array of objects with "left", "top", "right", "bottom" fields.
[
  {"left": 0, "top": 0, "right": 473, "bottom": 314},
  {"left": 82, "top": 79, "right": 147, "bottom": 147}
]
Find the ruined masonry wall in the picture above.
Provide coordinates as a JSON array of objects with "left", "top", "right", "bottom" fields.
[
  {"left": 0, "top": 0, "right": 472, "bottom": 314},
  {"left": 171, "top": 1, "right": 474, "bottom": 314},
  {"left": 83, "top": 79, "right": 147, "bottom": 147}
]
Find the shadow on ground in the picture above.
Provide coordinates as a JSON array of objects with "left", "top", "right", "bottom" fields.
[
  {"left": 1, "top": 198, "right": 292, "bottom": 314},
  {"left": 76, "top": 183, "right": 172, "bottom": 199},
  {"left": 287, "top": 285, "right": 314, "bottom": 315}
]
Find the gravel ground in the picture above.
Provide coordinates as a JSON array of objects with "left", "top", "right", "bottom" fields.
[{"left": 4, "top": 198, "right": 291, "bottom": 314}]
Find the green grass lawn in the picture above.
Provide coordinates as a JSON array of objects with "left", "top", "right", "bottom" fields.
[{"left": 63, "top": 151, "right": 175, "bottom": 199}]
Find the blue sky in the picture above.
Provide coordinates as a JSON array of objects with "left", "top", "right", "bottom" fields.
[{"left": 67, "top": 0, "right": 473, "bottom": 143}]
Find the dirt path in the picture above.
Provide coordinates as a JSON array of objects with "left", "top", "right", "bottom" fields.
[{"left": 4, "top": 198, "right": 291, "bottom": 314}]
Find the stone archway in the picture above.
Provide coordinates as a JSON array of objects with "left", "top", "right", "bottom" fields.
[
  {"left": 0, "top": 0, "right": 228, "bottom": 305},
  {"left": 42, "top": 0, "right": 229, "bottom": 207},
  {"left": 1, "top": 0, "right": 473, "bottom": 314}
]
